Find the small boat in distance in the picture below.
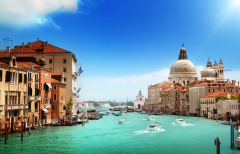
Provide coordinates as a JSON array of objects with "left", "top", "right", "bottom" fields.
[
  {"left": 175, "top": 118, "right": 185, "bottom": 124},
  {"left": 147, "top": 123, "right": 161, "bottom": 131},
  {"left": 220, "top": 120, "right": 230, "bottom": 125},
  {"left": 140, "top": 111, "right": 146, "bottom": 114},
  {"left": 118, "top": 118, "right": 125, "bottom": 124},
  {"left": 147, "top": 115, "right": 152, "bottom": 121}
]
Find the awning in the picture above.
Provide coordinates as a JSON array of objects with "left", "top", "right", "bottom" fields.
[
  {"left": 42, "top": 108, "right": 49, "bottom": 113},
  {"left": 46, "top": 82, "right": 52, "bottom": 88}
]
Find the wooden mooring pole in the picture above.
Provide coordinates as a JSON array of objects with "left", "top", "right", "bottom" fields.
[
  {"left": 29, "top": 117, "right": 31, "bottom": 135},
  {"left": 231, "top": 123, "right": 234, "bottom": 148},
  {"left": 214, "top": 136, "right": 220, "bottom": 154},
  {"left": 5, "top": 122, "right": 7, "bottom": 144},
  {"left": 21, "top": 121, "right": 23, "bottom": 141}
]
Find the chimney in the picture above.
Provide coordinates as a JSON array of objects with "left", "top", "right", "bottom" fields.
[
  {"left": 6, "top": 46, "right": 10, "bottom": 54},
  {"left": 28, "top": 42, "right": 31, "bottom": 48},
  {"left": 232, "top": 80, "right": 236, "bottom": 86},
  {"left": 22, "top": 42, "right": 24, "bottom": 47},
  {"left": 45, "top": 41, "right": 48, "bottom": 46},
  {"left": 238, "top": 81, "right": 239, "bottom": 87}
]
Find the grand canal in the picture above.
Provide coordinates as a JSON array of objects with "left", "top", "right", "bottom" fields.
[{"left": 0, "top": 112, "right": 240, "bottom": 154}]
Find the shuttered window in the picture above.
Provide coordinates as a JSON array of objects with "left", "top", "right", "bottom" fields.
[
  {"left": 19, "top": 73, "right": 22, "bottom": 82},
  {"left": 5, "top": 71, "right": 10, "bottom": 82},
  {"left": 0, "top": 70, "right": 2, "bottom": 81},
  {"left": 24, "top": 74, "right": 27, "bottom": 83}
]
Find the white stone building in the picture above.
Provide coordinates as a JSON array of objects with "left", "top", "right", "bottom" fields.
[
  {"left": 134, "top": 90, "right": 147, "bottom": 111},
  {"left": 201, "top": 59, "right": 224, "bottom": 82},
  {"left": 189, "top": 86, "right": 206, "bottom": 115}
]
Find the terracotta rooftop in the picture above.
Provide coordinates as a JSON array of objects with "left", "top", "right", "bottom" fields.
[
  {"left": 9, "top": 40, "right": 71, "bottom": 54},
  {"left": 17, "top": 62, "right": 50, "bottom": 71},
  {"left": 0, "top": 61, "right": 8, "bottom": 66},
  {"left": 201, "top": 92, "right": 228, "bottom": 98},
  {"left": 17, "top": 55, "right": 33, "bottom": 58},
  {"left": 51, "top": 73, "right": 62, "bottom": 75},
  {"left": 51, "top": 78, "right": 60, "bottom": 83},
  {"left": 163, "top": 88, "right": 172, "bottom": 92}
]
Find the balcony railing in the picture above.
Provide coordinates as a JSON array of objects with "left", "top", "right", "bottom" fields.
[
  {"left": 60, "top": 100, "right": 63, "bottom": 104},
  {"left": 60, "top": 110, "right": 64, "bottom": 113},
  {"left": 28, "top": 96, "right": 34, "bottom": 101},
  {"left": 35, "top": 96, "right": 41, "bottom": 101},
  {"left": 35, "top": 78, "right": 39, "bottom": 82},
  {"left": 45, "top": 92, "right": 49, "bottom": 98},
  {"left": 6, "top": 104, "right": 24, "bottom": 110},
  {"left": 45, "top": 104, "right": 50, "bottom": 109},
  {"left": 23, "top": 104, "right": 28, "bottom": 110},
  {"left": 28, "top": 78, "right": 32, "bottom": 82}
]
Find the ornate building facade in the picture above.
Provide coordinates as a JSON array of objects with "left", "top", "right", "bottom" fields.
[{"left": 201, "top": 59, "right": 224, "bottom": 82}]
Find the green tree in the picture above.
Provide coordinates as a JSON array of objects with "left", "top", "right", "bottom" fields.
[{"left": 66, "top": 97, "right": 73, "bottom": 109}]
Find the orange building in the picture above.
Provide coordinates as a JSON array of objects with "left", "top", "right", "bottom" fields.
[{"left": 51, "top": 73, "right": 66, "bottom": 119}]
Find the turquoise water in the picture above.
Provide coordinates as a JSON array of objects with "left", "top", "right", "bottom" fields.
[{"left": 0, "top": 112, "right": 240, "bottom": 154}]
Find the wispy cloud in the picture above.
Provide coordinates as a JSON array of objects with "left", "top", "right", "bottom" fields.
[
  {"left": 0, "top": 0, "right": 81, "bottom": 30},
  {"left": 77, "top": 65, "right": 240, "bottom": 102}
]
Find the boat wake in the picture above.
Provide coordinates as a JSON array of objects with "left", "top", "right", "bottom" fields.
[
  {"left": 181, "top": 123, "right": 195, "bottom": 126},
  {"left": 134, "top": 129, "right": 166, "bottom": 134},
  {"left": 143, "top": 119, "right": 155, "bottom": 121}
]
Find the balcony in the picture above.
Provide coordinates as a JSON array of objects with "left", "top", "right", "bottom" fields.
[
  {"left": 35, "top": 109, "right": 39, "bottom": 112},
  {"left": 35, "top": 96, "right": 41, "bottom": 101},
  {"left": 28, "top": 78, "right": 32, "bottom": 82},
  {"left": 23, "top": 104, "right": 28, "bottom": 110},
  {"left": 6, "top": 104, "right": 24, "bottom": 110},
  {"left": 60, "top": 110, "right": 64, "bottom": 113},
  {"left": 35, "top": 78, "right": 39, "bottom": 82},
  {"left": 45, "top": 104, "right": 50, "bottom": 109},
  {"left": 72, "top": 72, "right": 77, "bottom": 79},
  {"left": 45, "top": 92, "right": 49, "bottom": 98},
  {"left": 60, "top": 100, "right": 63, "bottom": 104},
  {"left": 28, "top": 96, "right": 34, "bottom": 101},
  {"left": 0, "top": 105, "right": 3, "bottom": 111}
]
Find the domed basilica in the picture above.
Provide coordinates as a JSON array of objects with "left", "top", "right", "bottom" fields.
[
  {"left": 201, "top": 58, "right": 224, "bottom": 82},
  {"left": 168, "top": 44, "right": 198, "bottom": 85}
]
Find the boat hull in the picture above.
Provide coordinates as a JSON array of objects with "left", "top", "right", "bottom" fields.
[
  {"left": 220, "top": 121, "right": 230, "bottom": 125},
  {"left": 118, "top": 120, "right": 125, "bottom": 124}
]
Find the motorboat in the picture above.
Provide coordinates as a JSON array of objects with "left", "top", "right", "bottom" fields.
[
  {"left": 175, "top": 118, "right": 185, "bottom": 124},
  {"left": 147, "top": 123, "right": 162, "bottom": 131},
  {"left": 236, "top": 127, "right": 240, "bottom": 148},
  {"left": 140, "top": 111, "right": 146, "bottom": 114},
  {"left": 115, "top": 113, "right": 120, "bottom": 116},
  {"left": 118, "top": 118, "right": 125, "bottom": 124},
  {"left": 99, "top": 112, "right": 108, "bottom": 116},
  {"left": 147, "top": 115, "right": 152, "bottom": 121},
  {"left": 220, "top": 120, "right": 230, "bottom": 125}
]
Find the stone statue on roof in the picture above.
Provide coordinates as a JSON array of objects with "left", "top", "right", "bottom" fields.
[{"left": 227, "top": 93, "right": 231, "bottom": 100}]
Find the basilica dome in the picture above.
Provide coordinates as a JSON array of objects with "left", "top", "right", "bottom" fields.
[
  {"left": 201, "top": 67, "right": 217, "bottom": 77},
  {"left": 168, "top": 44, "right": 198, "bottom": 85},
  {"left": 170, "top": 59, "right": 196, "bottom": 74}
]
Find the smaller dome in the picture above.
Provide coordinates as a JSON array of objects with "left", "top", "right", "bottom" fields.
[
  {"left": 201, "top": 67, "right": 217, "bottom": 77},
  {"left": 180, "top": 47, "right": 186, "bottom": 51}
]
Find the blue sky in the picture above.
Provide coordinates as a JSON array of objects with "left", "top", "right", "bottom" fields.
[{"left": 1, "top": 0, "right": 240, "bottom": 102}]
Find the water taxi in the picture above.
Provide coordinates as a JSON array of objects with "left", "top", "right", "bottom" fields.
[
  {"left": 118, "top": 118, "right": 125, "bottom": 124},
  {"left": 220, "top": 120, "right": 230, "bottom": 125},
  {"left": 175, "top": 118, "right": 185, "bottom": 124},
  {"left": 147, "top": 123, "right": 161, "bottom": 131}
]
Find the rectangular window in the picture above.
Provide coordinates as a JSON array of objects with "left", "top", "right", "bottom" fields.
[
  {"left": 49, "top": 59, "right": 52, "bottom": 64},
  {"left": 5, "top": 71, "right": 10, "bottom": 82},
  {"left": 28, "top": 72, "right": 31, "bottom": 79},
  {"left": 0, "top": 70, "right": 2, "bottom": 81},
  {"left": 35, "top": 73, "right": 38, "bottom": 80},
  {"left": 64, "top": 78, "right": 66, "bottom": 82},
  {"left": 53, "top": 93, "right": 57, "bottom": 101},
  {"left": 63, "top": 59, "right": 66, "bottom": 64},
  {"left": 63, "top": 67, "right": 66, "bottom": 72},
  {"left": 24, "top": 74, "right": 27, "bottom": 83},
  {"left": 19, "top": 73, "right": 22, "bottom": 82},
  {"left": 53, "top": 85, "right": 57, "bottom": 90}
]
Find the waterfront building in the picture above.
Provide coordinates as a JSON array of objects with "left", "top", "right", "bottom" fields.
[
  {"left": 51, "top": 73, "right": 66, "bottom": 119},
  {"left": 215, "top": 94, "right": 239, "bottom": 116},
  {"left": 201, "top": 59, "right": 224, "bottom": 82},
  {"left": 148, "top": 82, "right": 172, "bottom": 112},
  {"left": 0, "top": 52, "right": 28, "bottom": 122},
  {"left": 168, "top": 44, "right": 198, "bottom": 85},
  {"left": 134, "top": 90, "right": 147, "bottom": 111},
  {"left": 0, "top": 40, "right": 78, "bottom": 114},
  {"left": 16, "top": 55, "right": 52, "bottom": 124},
  {"left": 188, "top": 86, "right": 206, "bottom": 116}
]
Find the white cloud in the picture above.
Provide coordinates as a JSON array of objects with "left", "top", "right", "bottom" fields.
[
  {"left": 77, "top": 68, "right": 170, "bottom": 102},
  {"left": 76, "top": 65, "right": 240, "bottom": 103},
  {"left": 0, "top": 0, "right": 81, "bottom": 30}
]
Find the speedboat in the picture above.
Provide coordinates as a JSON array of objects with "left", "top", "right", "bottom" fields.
[
  {"left": 139, "top": 111, "right": 146, "bottom": 114},
  {"left": 115, "top": 113, "right": 120, "bottom": 116},
  {"left": 147, "top": 123, "right": 161, "bottom": 131},
  {"left": 220, "top": 120, "right": 230, "bottom": 125},
  {"left": 175, "top": 118, "right": 185, "bottom": 124},
  {"left": 118, "top": 118, "right": 125, "bottom": 124},
  {"left": 236, "top": 127, "right": 240, "bottom": 148},
  {"left": 147, "top": 115, "right": 152, "bottom": 121}
]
